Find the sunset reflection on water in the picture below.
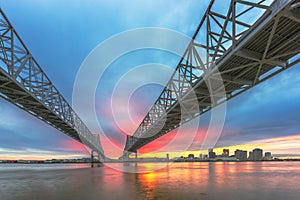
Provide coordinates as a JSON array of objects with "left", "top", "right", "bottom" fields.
[
  {"left": 0, "top": 162, "right": 300, "bottom": 200},
  {"left": 126, "top": 162, "right": 300, "bottom": 199}
]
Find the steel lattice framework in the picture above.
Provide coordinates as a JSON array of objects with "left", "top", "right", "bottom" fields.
[
  {"left": 123, "top": 0, "right": 300, "bottom": 157},
  {"left": 0, "top": 9, "right": 104, "bottom": 156}
]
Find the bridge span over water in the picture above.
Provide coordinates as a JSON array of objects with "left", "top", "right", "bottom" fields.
[
  {"left": 0, "top": 1, "right": 299, "bottom": 161},
  {"left": 0, "top": 9, "right": 104, "bottom": 160},
  {"left": 122, "top": 0, "right": 300, "bottom": 158}
]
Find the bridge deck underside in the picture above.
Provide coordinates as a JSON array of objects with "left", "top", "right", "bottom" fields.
[
  {"left": 0, "top": 8, "right": 103, "bottom": 155},
  {"left": 126, "top": 1, "right": 300, "bottom": 152},
  {"left": 0, "top": 68, "right": 102, "bottom": 152},
  {"left": 0, "top": 70, "right": 99, "bottom": 150},
  {"left": 0, "top": 71, "right": 78, "bottom": 140}
]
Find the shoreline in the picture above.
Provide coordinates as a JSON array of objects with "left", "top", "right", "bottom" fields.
[{"left": 1, "top": 159, "right": 300, "bottom": 164}]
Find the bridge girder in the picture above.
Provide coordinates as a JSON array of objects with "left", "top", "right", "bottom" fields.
[
  {"left": 123, "top": 0, "right": 300, "bottom": 155},
  {"left": 0, "top": 9, "right": 104, "bottom": 156}
]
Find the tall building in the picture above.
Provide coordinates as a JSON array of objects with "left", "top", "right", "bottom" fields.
[
  {"left": 264, "top": 152, "right": 272, "bottom": 159},
  {"left": 253, "top": 148, "right": 263, "bottom": 161},
  {"left": 248, "top": 151, "right": 253, "bottom": 161},
  {"left": 208, "top": 149, "right": 216, "bottom": 159},
  {"left": 235, "top": 149, "right": 247, "bottom": 161},
  {"left": 222, "top": 149, "right": 229, "bottom": 157},
  {"left": 166, "top": 153, "right": 169, "bottom": 161}
]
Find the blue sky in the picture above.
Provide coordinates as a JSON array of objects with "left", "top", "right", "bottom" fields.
[{"left": 0, "top": 0, "right": 300, "bottom": 159}]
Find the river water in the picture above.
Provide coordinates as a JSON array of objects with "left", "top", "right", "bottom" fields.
[{"left": 0, "top": 162, "right": 299, "bottom": 200}]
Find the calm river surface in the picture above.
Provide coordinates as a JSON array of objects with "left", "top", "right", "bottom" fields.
[{"left": 0, "top": 162, "right": 299, "bottom": 200}]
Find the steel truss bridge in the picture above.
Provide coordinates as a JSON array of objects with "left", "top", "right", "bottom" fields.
[
  {"left": 123, "top": 0, "right": 300, "bottom": 158},
  {"left": 0, "top": 9, "right": 104, "bottom": 159}
]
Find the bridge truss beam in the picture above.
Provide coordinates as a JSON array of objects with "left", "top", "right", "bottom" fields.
[
  {"left": 123, "top": 0, "right": 300, "bottom": 156},
  {"left": 0, "top": 9, "right": 104, "bottom": 156}
]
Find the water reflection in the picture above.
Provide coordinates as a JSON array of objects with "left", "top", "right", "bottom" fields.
[
  {"left": 130, "top": 162, "right": 300, "bottom": 199},
  {"left": 0, "top": 162, "right": 300, "bottom": 200}
]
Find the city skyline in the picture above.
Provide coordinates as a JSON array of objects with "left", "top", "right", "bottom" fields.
[
  {"left": 1, "top": 146, "right": 298, "bottom": 162},
  {"left": 1, "top": 0, "right": 300, "bottom": 160}
]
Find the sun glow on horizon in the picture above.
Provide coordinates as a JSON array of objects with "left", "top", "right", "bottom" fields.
[
  {"left": 133, "top": 134, "right": 300, "bottom": 159},
  {"left": 1, "top": 134, "right": 300, "bottom": 160}
]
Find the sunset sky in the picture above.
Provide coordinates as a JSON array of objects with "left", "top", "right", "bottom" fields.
[{"left": 1, "top": 0, "right": 300, "bottom": 160}]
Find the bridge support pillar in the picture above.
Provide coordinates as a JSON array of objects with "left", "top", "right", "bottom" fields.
[
  {"left": 122, "top": 151, "right": 129, "bottom": 161},
  {"left": 91, "top": 151, "right": 103, "bottom": 168},
  {"left": 91, "top": 150, "right": 94, "bottom": 168},
  {"left": 97, "top": 153, "right": 104, "bottom": 167}
]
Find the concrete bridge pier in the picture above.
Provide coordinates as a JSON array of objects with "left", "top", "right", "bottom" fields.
[
  {"left": 122, "top": 151, "right": 138, "bottom": 161},
  {"left": 91, "top": 150, "right": 95, "bottom": 168},
  {"left": 135, "top": 151, "right": 138, "bottom": 160},
  {"left": 91, "top": 150, "right": 103, "bottom": 168}
]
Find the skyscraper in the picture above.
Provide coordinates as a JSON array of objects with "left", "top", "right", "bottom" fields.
[
  {"left": 248, "top": 151, "right": 253, "bottom": 161},
  {"left": 264, "top": 152, "right": 272, "bottom": 159},
  {"left": 235, "top": 149, "right": 247, "bottom": 161},
  {"left": 253, "top": 148, "right": 263, "bottom": 161},
  {"left": 208, "top": 149, "right": 216, "bottom": 159}
]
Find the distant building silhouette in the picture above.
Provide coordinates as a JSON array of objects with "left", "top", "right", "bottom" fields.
[
  {"left": 248, "top": 151, "right": 253, "bottom": 161},
  {"left": 208, "top": 149, "right": 216, "bottom": 159},
  {"left": 188, "top": 154, "right": 195, "bottom": 159},
  {"left": 264, "top": 152, "right": 272, "bottom": 159},
  {"left": 253, "top": 148, "right": 263, "bottom": 161},
  {"left": 222, "top": 149, "right": 229, "bottom": 157},
  {"left": 235, "top": 149, "right": 247, "bottom": 161}
]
